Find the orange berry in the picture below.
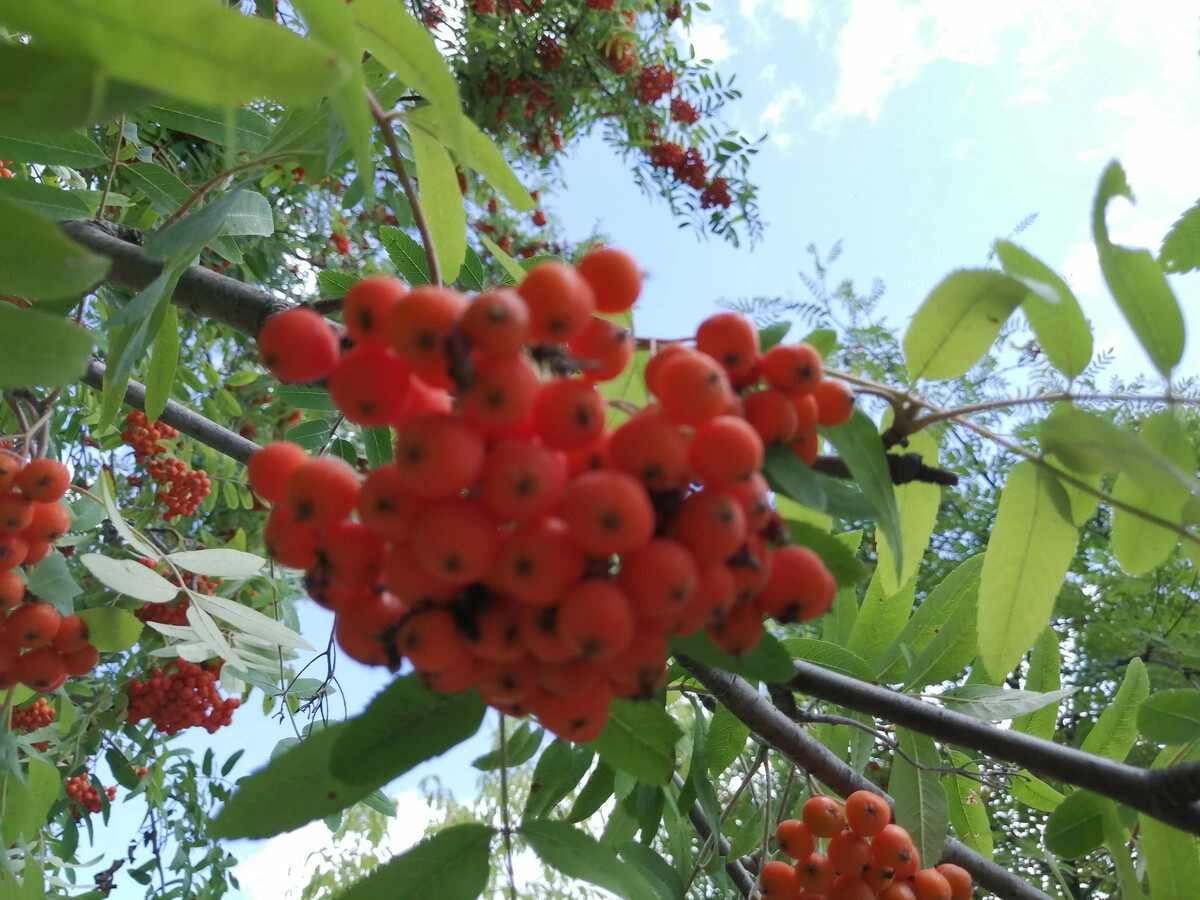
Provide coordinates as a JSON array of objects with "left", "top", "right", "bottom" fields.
[
  {"left": 468, "top": 596, "right": 528, "bottom": 663},
  {"left": 828, "top": 874, "right": 875, "bottom": 900},
  {"left": 828, "top": 831, "right": 872, "bottom": 877},
  {"left": 672, "top": 488, "right": 747, "bottom": 561},
  {"left": 0, "top": 569, "right": 24, "bottom": 610},
  {"left": 0, "top": 533, "right": 28, "bottom": 571},
  {"left": 687, "top": 415, "right": 764, "bottom": 487},
  {"left": 652, "top": 349, "right": 732, "bottom": 426},
  {"left": 760, "top": 860, "right": 800, "bottom": 899},
  {"left": 695, "top": 311, "right": 759, "bottom": 377},
  {"left": 458, "top": 354, "right": 540, "bottom": 437},
  {"left": 879, "top": 883, "right": 918, "bottom": 900},
  {"left": 16, "top": 459, "right": 70, "bottom": 503},
  {"left": 793, "top": 393, "right": 819, "bottom": 432},
  {"left": 0, "top": 451, "right": 22, "bottom": 492},
  {"left": 577, "top": 246, "right": 641, "bottom": 314},
  {"left": 518, "top": 260, "right": 595, "bottom": 343},
  {"left": 790, "top": 428, "right": 819, "bottom": 467},
  {"left": 910, "top": 869, "right": 952, "bottom": 900},
  {"left": 870, "top": 824, "right": 916, "bottom": 870},
  {"left": 726, "top": 472, "right": 772, "bottom": 532},
  {"left": 476, "top": 655, "right": 539, "bottom": 704},
  {"left": 327, "top": 344, "right": 411, "bottom": 426},
  {"left": 393, "top": 414, "right": 486, "bottom": 499},
  {"left": 934, "top": 864, "right": 973, "bottom": 900},
  {"left": 384, "top": 285, "right": 468, "bottom": 378},
  {"left": 459, "top": 288, "right": 530, "bottom": 359},
  {"left": 358, "top": 464, "right": 425, "bottom": 541},
  {"left": 743, "top": 388, "right": 800, "bottom": 446},
  {"left": 8, "top": 602, "right": 61, "bottom": 648},
  {"left": 845, "top": 790, "right": 892, "bottom": 838},
  {"left": 319, "top": 520, "right": 385, "bottom": 590},
  {"left": 342, "top": 276, "right": 407, "bottom": 344},
  {"left": 492, "top": 517, "right": 585, "bottom": 606},
  {"left": 284, "top": 456, "right": 360, "bottom": 528},
  {"left": 247, "top": 441, "right": 309, "bottom": 505},
  {"left": 605, "top": 628, "right": 668, "bottom": 699},
  {"left": 264, "top": 506, "right": 320, "bottom": 569},
  {"left": 757, "top": 545, "right": 836, "bottom": 624},
  {"left": 796, "top": 853, "right": 835, "bottom": 894},
  {"left": 62, "top": 644, "right": 99, "bottom": 677},
  {"left": 51, "top": 615, "right": 90, "bottom": 654},
  {"left": 478, "top": 438, "right": 567, "bottom": 524},
  {"left": 412, "top": 498, "right": 500, "bottom": 586},
  {"left": 381, "top": 541, "right": 456, "bottom": 605},
  {"left": 536, "top": 655, "right": 603, "bottom": 698},
  {"left": 643, "top": 342, "right": 689, "bottom": 396},
  {"left": 762, "top": 343, "right": 823, "bottom": 396},
  {"left": 670, "top": 561, "right": 736, "bottom": 636},
  {"left": 257, "top": 307, "right": 340, "bottom": 384},
  {"left": 617, "top": 539, "right": 697, "bottom": 619},
  {"left": 557, "top": 580, "right": 634, "bottom": 661},
  {"left": 814, "top": 379, "right": 855, "bottom": 426},
  {"left": 533, "top": 677, "right": 611, "bottom": 742},
  {"left": 531, "top": 379, "right": 606, "bottom": 450},
  {"left": 0, "top": 492, "right": 33, "bottom": 532},
  {"left": 521, "top": 604, "right": 576, "bottom": 664},
  {"left": 776, "top": 819, "right": 817, "bottom": 860},
  {"left": 15, "top": 646, "right": 67, "bottom": 692},
  {"left": 567, "top": 316, "right": 635, "bottom": 382},
  {"left": 396, "top": 607, "right": 473, "bottom": 673},
  {"left": 605, "top": 406, "right": 689, "bottom": 491},
  {"left": 560, "top": 470, "right": 655, "bottom": 556},
  {"left": 706, "top": 600, "right": 763, "bottom": 655},
  {"left": 802, "top": 795, "right": 846, "bottom": 838},
  {"left": 25, "top": 501, "right": 71, "bottom": 543}
]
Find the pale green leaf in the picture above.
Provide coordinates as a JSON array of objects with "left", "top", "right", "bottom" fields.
[
  {"left": 0, "top": 180, "right": 92, "bottom": 221},
  {"left": 1011, "top": 771, "right": 1064, "bottom": 812},
  {"left": 1079, "top": 657, "right": 1149, "bottom": 763},
  {"left": 1138, "top": 690, "right": 1200, "bottom": 744},
  {"left": 1012, "top": 627, "right": 1062, "bottom": 741},
  {"left": 846, "top": 570, "right": 916, "bottom": 665},
  {"left": 80, "top": 553, "right": 179, "bottom": 603},
  {"left": 189, "top": 592, "right": 312, "bottom": 651},
  {"left": 706, "top": 704, "right": 749, "bottom": 777},
  {"left": 146, "top": 99, "right": 273, "bottom": 152},
  {"left": 76, "top": 607, "right": 144, "bottom": 652},
  {"left": 944, "top": 751, "right": 993, "bottom": 859},
  {"left": 1160, "top": 196, "right": 1200, "bottom": 274},
  {"left": 890, "top": 728, "right": 948, "bottom": 867},
  {"left": 407, "top": 120, "right": 466, "bottom": 283},
  {"left": 0, "top": 759, "right": 61, "bottom": 846},
  {"left": 589, "top": 701, "right": 681, "bottom": 786},
  {"left": 937, "top": 685, "right": 1077, "bottom": 721},
  {"left": 168, "top": 549, "right": 265, "bottom": 578},
  {"left": 1045, "top": 790, "right": 1106, "bottom": 858},
  {"left": 875, "top": 430, "right": 941, "bottom": 594},
  {"left": 479, "top": 233, "right": 526, "bottom": 284}
]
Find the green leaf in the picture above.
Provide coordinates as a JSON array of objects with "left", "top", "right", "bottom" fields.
[
  {"left": 406, "top": 119, "right": 466, "bottom": 283},
  {"left": 1011, "top": 771, "right": 1064, "bottom": 812},
  {"left": 1159, "top": 196, "right": 1200, "bottom": 274},
  {"left": 993, "top": 240, "right": 1093, "bottom": 379},
  {"left": 1045, "top": 790, "right": 1106, "bottom": 858},
  {"left": 588, "top": 701, "right": 681, "bottom": 786},
  {"left": 1141, "top": 746, "right": 1200, "bottom": 900},
  {"left": 274, "top": 385, "right": 338, "bottom": 410},
  {"left": 846, "top": 571, "right": 916, "bottom": 666},
  {"left": 802, "top": 328, "right": 838, "bottom": 358},
  {"left": 0, "top": 42, "right": 157, "bottom": 137},
  {"left": 779, "top": 638, "right": 874, "bottom": 681},
  {"left": 0, "top": 180, "right": 92, "bottom": 221},
  {"left": 0, "top": 199, "right": 109, "bottom": 302},
  {"left": 168, "top": 549, "right": 264, "bottom": 578},
  {"left": 522, "top": 739, "right": 594, "bottom": 820},
  {"left": 318, "top": 270, "right": 360, "bottom": 299},
  {"left": 1012, "top": 627, "right": 1062, "bottom": 741},
  {"left": 671, "top": 631, "right": 795, "bottom": 684},
  {"left": 379, "top": 226, "right": 432, "bottom": 286},
  {"left": 904, "top": 269, "right": 1037, "bottom": 381},
  {"left": 565, "top": 762, "right": 615, "bottom": 823},
  {"left": 144, "top": 189, "right": 267, "bottom": 260},
  {"left": 1080, "top": 657, "right": 1149, "bottom": 763},
  {"left": 0, "top": 759, "right": 61, "bottom": 846},
  {"left": 479, "top": 233, "right": 526, "bottom": 284},
  {"left": 456, "top": 245, "right": 486, "bottom": 292},
  {"left": 363, "top": 426, "right": 394, "bottom": 468},
  {"left": 726, "top": 805, "right": 767, "bottom": 859},
  {"left": 121, "top": 162, "right": 191, "bottom": 215},
  {"left": 1138, "top": 690, "right": 1200, "bottom": 744},
  {"left": 330, "top": 676, "right": 486, "bottom": 787},
  {"left": 936, "top": 685, "right": 1077, "bottom": 721},
  {"left": 336, "top": 823, "right": 493, "bottom": 900},
  {"left": 285, "top": 418, "right": 333, "bottom": 450},
  {"left": 519, "top": 819, "right": 660, "bottom": 900},
  {"left": 144, "top": 304, "right": 178, "bottom": 422},
  {"left": 783, "top": 521, "right": 867, "bottom": 588},
  {"left": 147, "top": 99, "right": 273, "bottom": 153},
  {"left": 23, "top": 554, "right": 82, "bottom": 611},
  {"left": 943, "top": 750, "right": 993, "bottom": 859},
  {"left": 0, "top": 131, "right": 108, "bottom": 167},
  {"left": 758, "top": 321, "right": 791, "bottom": 351},
  {"left": 456, "top": 115, "right": 535, "bottom": 212},
  {"left": 1092, "top": 160, "right": 1185, "bottom": 377},
  {"left": 1, "top": 0, "right": 349, "bottom": 108},
  {"left": 876, "top": 554, "right": 983, "bottom": 685},
  {"left": 80, "top": 553, "right": 178, "bottom": 603},
  {"left": 976, "top": 462, "right": 1078, "bottom": 678},
  {"left": 705, "top": 704, "right": 750, "bottom": 777},
  {"left": 890, "top": 728, "right": 948, "bottom": 868},
  {"left": 763, "top": 446, "right": 875, "bottom": 522},
  {"left": 1112, "top": 412, "right": 1193, "bottom": 574},
  {"left": 617, "top": 842, "right": 685, "bottom": 900},
  {"left": 76, "top": 608, "right": 144, "bottom": 652},
  {"left": 873, "top": 430, "right": 941, "bottom": 594}
]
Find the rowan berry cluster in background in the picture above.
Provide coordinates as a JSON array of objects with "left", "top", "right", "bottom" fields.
[
  {"left": 121, "top": 410, "right": 211, "bottom": 520},
  {"left": 10, "top": 696, "right": 55, "bottom": 732},
  {"left": 132, "top": 557, "right": 223, "bottom": 628},
  {"left": 762, "top": 792, "right": 975, "bottom": 900},
  {"left": 125, "top": 658, "right": 240, "bottom": 736},
  {"left": 250, "top": 247, "right": 842, "bottom": 743},
  {"left": 65, "top": 774, "right": 117, "bottom": 819}
]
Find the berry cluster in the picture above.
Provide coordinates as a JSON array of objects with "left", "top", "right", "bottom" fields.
[
  {"left": 0, "top": 452, "right": 73, "bottom": 572},
  {"left": 636, "top": 65, "right": 675, "bottom": 104},
  {"left": 700, "top": 177, "right": 732, "bottom": 210},
  {"left": 65, "top": 774, "right": 116, "bottom": 819},
  {"left": 10, "top": 696, "right": 55, "bottom": 732},
  {"left": 121, "top": 412, "right": 211, "bottom": 520},
  {"left": 126, "top": 658, "right": 240, "bottom": 735},
  {"left": 763, "top": 792, "right": 974, "bottom": 900},
  {"left": 670, "top": 98, "right": 700, "bottom": 125},
  {"left": 0, "top": 600, "right": 100, "bottom": 693},
  {"left": 251, "top": 249, "right": 839, "bottom": 743}
]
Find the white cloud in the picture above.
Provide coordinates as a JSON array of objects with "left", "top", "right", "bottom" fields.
[
  {"left": 686, "top": 21, "right": 733, "bottom": 63},
  {"left": 760, "top": 63, "right": 778, "bottom": 82},
  {"left": 741, "top": 0, "right": 816, "bottom": 27},
  {"left": 1010, "top": 86, "right": 1048, "bottom": 107},
  {"left": 946, "top": 137, "right": 975, "bottom": 161},
  {"left": 760, "top": 87, "right": 808, "bottom": 128}
]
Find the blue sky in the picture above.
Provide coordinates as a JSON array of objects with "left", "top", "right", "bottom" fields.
[{"left": 158, "top": 3, "right": 1200, "bottom": 896}]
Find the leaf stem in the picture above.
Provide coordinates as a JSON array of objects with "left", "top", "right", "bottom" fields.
[
  {"left": 498, "top": 714, "right": 517, "bottom": 900},
  {"left": 367, "top": 93, "right": 442, "bottom": 286},
  {"left": 96, "top": 117, "right": 125, "bottom": 225}
]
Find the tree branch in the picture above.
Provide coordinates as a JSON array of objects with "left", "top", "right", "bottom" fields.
[
  {"left": 60, "top": 220, "right": 290, "bottom": 336},
  {"left": 678, "top": 655, "right": 1057, "bottom": 900},
  {"left": 81, "top": 359, "right": 259, "bottom": 465},
  {"left": 779, "top": 658, "right": 1200, "bottom": 835}
]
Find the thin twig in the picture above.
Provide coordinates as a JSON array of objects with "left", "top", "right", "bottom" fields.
[
  {"left": 498, "top": 715, "right": 518, "bottom": 900},
  {"left": 96, "top": 117, "right": 125, "bottom": 224}
]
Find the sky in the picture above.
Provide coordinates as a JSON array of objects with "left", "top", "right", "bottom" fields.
[{"left": 81, "top": 3, "right": 1200, "bottom": 897}]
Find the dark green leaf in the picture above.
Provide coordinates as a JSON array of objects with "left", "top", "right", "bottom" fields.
[
  {"left": 0, "top": 305, "right": 95, "bottom": 387},
  {"left": 0, "top": 131, "right": 108, "bottom": 167},
  {"left": 0, "top": 199, "right": 109, "bottom": 301},
  {"left": 1159, "top": 196, "right": 1200, "bottom": 274},
  {"left": 1045, "top": 790, "right": 1106, "bottom": 858},
  {"left": 726, "top": 805, "right": 767, "bottom": 859},
  {"left": 146, "top": 100, "right": 272, "bottom": 152},
  {"left": 763, "top": 446, "right": 876, "bottom": 522},
  {"left": 144, "top": 305, "right": 179, "bottom": 422},
  {"left": 363, "top": 426, "right": 394, "bottom": 468},
  {"left": 457, "top": 245, "right": 486, "bottom": 292},
  {"left": 706, "top": 704, "right": 750, "bottom": 777},
  {"left": 1, "top": 0, "right": 349, "bottom": 107},
  {"left": 275, "top": 385, "right": 338, "bottom": 410},
  {"left": 520, "top": 819, "right": 659, "bottom": 900},
  {"left": 472, "top": 722, "right": 543, "bottom": 771},
  {"left": 617, "top": 841, "right": 685, "bottom": 900},
  {"left": 121, "top": 163, "right": 192, "bottom": 214},
  {"left": 890, "top": 728, "right": 947, "bottom": 868},
  {"left": 330, "top": 676, "right": 486, "bottom": 787},
  {"left": 23, "top": 554, "right": 81, "bottom": 611},
  {"left": 1138, "top": 690, "right": 1200, "bottom": 744},
  {"left": 1080, "top": 657, "right": 1149, "bottom": 763},
  {"left": 285, "top": 418, "right": 333, "bottom": 450},
  {"left": 0, "top": 181, "right": 92, "bottom": 221},
  {"left": 380, "top": 226, "right": 433, "bottom": 286},
  {"left": 318, "top": 270, "right": 361, "bottom": 299},
  {"left": 522, "top": 739, "right": 593, "bottom": 819},
  {"left": 783, "top": 521, "right": 867, "bottom": 587},
  {"left": 565, "top": 761, "right": 615, "bottom": 823},
  {"left": 671, "top": 631, "right": 794, "bottom": 684},
  {"left": 588, "top": 701, "right": 681, "bottom": 786},
  {"left": 338, "top": 823, "right": 493, "bottom": 900},
  {"left": 779, "top": 638, "right": 874, "bottom": 681},
  {"left": 144, "top": 189, "right": 262, "bottom": 261}
]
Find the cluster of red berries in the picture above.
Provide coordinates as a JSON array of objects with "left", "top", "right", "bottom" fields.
[
  {"left": 121, "top": 411, "right": 211, "bottom": 520},
  {"left": 636, "top": 65, "right": 675, "bottom": 103},
  {"left": 65, "top": 774, "right": 117, "bottom": 819},
  {"left": 670, "top": 97, "right": 700, "bottom": 125},
  {"left": 0, "top": 600, "right": 100, "bottom": 693},
  {"left": 11, "top": 696, "right": 55, "bottom": 732},
  {"left": 0, "top": 452, "right": 73, "bottom": 572},
  {"left": 644, "top": 140, "right": 731, "bottom": 206},
  {"left": 251, "top": 249, "right": 840, "bottom": 743},
  {"left": 126, "top": 658, "right": 240, "bottom": 736},
  {"left": 762, "top": 792, "right": 974, "bottom": 900}
]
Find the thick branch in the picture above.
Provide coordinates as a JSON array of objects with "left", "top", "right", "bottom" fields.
[
  {"left": 781, "top": 659, "right": 1200, "bottom": 835},
  {"left": 60, "top": 220, "right": 290, "bottom": 336},
  {"left": 679, "top": 656, "right": 1055, "bottom": 900},
  {"left": 672, "top": 773, "right": 757, "bottom": 898},
  {"left": 812, "top": 452, "right": 959, "bottom": 487},
  {"left": 82, "top": 359, "right": 259, "bottom": 465}
]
